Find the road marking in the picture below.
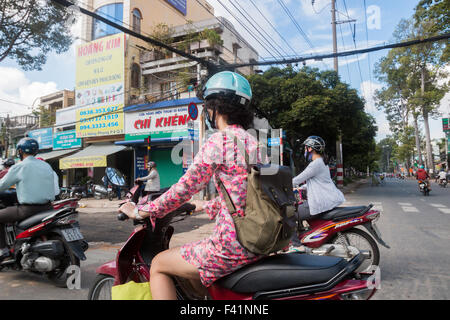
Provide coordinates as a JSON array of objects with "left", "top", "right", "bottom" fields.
[
  {"left": 430, "top": 204, "right": 446, "bottom": 208},
  {"left": 437, "top": 208, "right": 450, "bottom": 214},
  {"left": 402, "top": 206, "right": 419, "bottom": 213},
  {"left": 398, "top": 202, "right": 412, "bottom": 206}
]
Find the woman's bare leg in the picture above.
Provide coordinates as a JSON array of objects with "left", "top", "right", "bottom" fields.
[{"left": 150, "top": 247, "right": 202, "bottom": 300}]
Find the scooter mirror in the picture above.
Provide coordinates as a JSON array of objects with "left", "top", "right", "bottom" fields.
[{"left": 105, "top": 167, "right": 127, "bottom": 187}]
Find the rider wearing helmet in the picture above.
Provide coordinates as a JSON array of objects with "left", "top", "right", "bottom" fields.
[
  {"left": 135, "top": 161, "right": 160, "bottom": 195},
  {"left": 415, "top": 164, "right": 431, "bottom": 190},
  {"left": 291, "top": 136, "right": 345, "bottom": 244},
  {"left": 0, "top": 137, "right": 55, "bottom": 260},
  {"left": 119, "top": 71, "right": 262, "bottom": 299},
  {"left": 0, "top": 158, "right": 15, "bottom": 179}
]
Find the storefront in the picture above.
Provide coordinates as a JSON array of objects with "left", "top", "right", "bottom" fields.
[
  {"left": 59, "top": 143, "right": 133, "bottom": 186},
  {"left": 116, "top": 97, "right": 204, "bottom": 188}
]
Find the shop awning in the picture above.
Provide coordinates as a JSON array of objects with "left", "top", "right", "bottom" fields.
[
  {"left": 37, "top": 148, "right": 80, "bottom": 161},
  {"left": 59, "top": 144, "right": 127, "bottom": 169}
]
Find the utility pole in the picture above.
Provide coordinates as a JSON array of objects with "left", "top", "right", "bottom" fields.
[
  {"left": 331, "top": 0, "right": 344, "bottom": 188},
  {"left": 330, "top": 0, "right": 356, "bottom": 188}
]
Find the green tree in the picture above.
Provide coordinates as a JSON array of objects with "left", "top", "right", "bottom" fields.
[
  {"left": 247, "top": 66, "right": 377, "bottom": 173},
  {"left": 0, "top": 0, "right": 74, "bottom": 70}
]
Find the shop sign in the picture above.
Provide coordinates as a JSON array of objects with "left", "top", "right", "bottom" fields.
[
  {"left": 27, "top": 128, "right": 53, "bottom": 150},
  {"left": 165, "top": 0, "right": 186, "bottom": 15},
  {"left": 60, "top": 155, "right": 107, "bottom": 169},
  {"left": 75, "top": 33, "right": 125, "bottom": 138},
  {"left": 125, "top": 104, "right": 202, "bottom": 140},
  {"left": 53, "top": 130, "right": 82, "bottom": 150}
]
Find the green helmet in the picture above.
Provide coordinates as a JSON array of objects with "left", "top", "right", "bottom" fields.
[{"left": 202, "top": 71, "right": 252, "bottom": 107}]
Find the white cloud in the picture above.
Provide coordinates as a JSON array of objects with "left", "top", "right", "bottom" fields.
[
  {"left": 360, "top": 80, "right": 391, "bottom": 140},
  {"left": 0, "top": 66, "right": 58, "bottom": 116}
]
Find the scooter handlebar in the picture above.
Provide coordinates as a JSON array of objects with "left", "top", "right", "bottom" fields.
[{"left": 117, "top": 213, "right": 129, "bottom": 221}]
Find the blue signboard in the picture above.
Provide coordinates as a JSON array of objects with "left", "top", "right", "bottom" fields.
[
  {"left": 135, "top": 147, "right": 149, "bottom": 179},
  {"left": 165, "top": 0, "right": 186, "bottom": 15},
  {"left": 28, "top": 128, "right": 53, "bottom": 150},
  {"left": 53, "top": 130, "right": 82, "bottom": 150}
]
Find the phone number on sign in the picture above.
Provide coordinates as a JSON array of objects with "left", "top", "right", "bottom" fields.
[
  {"left": 79, "top": 106, "right": 119, "bottom": 116},
  {"left": 79, "top": 121, "right": 120, "bottom": 130}
]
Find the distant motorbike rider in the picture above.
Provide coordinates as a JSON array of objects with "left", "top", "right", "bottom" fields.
[
  {"left": 0, "top": 138, "right": 55, "bottom": 260},
  {"left": 438, "top": 170, "right": 447, "bottom": 184},
  {"left": 0, "top": 158, "right": 15, "bottom": 179},
  {"left": 415, "top": 165, "right": 431, "bottom": 190},
  {"left": 135, "top": 161, "right": 160, "bottom": 196},
  {"left": 291, "top": 136, "right": 345, "bottom": 244}
]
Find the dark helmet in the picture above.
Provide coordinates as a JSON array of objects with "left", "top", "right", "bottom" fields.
[
  {"left": 16, "top": 137, "right": 39, "bottom": 156},
  {"left": 2, "top": 158, "right": 15, "bottom": 167},
  {"left": 303, "top": 136, "right": 326, "bottom": 153}
]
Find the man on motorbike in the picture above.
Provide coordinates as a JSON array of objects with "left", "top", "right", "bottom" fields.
[
  {"left": 119, "top": 71, "right": 262, "bottom": 299},
  {"left": 0, "top": 159, "right": 15, "bottom": 179},
  {"left": 438, "top": 169, "right": 447, "bottom": 185},
  {"left": 291, "top": 136, "right": 345, "bottom": 244},
  {"left": 415, "top": 165, "right": 431, "bottom": 191},
  {"left": 0, "top": 138, "right": 55, "bottom": 260}
]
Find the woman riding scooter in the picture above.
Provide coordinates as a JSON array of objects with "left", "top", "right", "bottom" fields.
[
  {"left": 119, "top": 71, "right": 263, "bottom": 299},
  {"left": 291, "top": 136, "right": 346, "bottom": 245}
]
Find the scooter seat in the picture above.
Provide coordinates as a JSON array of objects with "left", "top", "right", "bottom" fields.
[
  {"left": 17, "top": 208, "right": 71, "bottom": 230},
  {"left": 320, "top": 206, "right": 368, "bottom": 221},
  {"left": 216, "top": 253, "right": 348, "bottom": 294}
]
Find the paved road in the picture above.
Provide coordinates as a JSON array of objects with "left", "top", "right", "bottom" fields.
[
  {"left": 0, "top": 178, "right": 448, "bottom": 299},
  {"left": 343, "top": 177, "right": 450, "bottom": 300}
]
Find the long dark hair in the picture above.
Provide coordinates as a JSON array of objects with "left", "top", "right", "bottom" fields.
[{"left": 205, "top": 97, "right": 254, "bottom": 130}]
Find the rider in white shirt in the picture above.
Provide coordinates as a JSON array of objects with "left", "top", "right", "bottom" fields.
[{"left": 292, "top": 136, "right": 345, "bottom": 244}]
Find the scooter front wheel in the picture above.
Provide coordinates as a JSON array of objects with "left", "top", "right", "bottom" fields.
[{"left": 88, "top": 274, "right": 115, "bottom": 300}]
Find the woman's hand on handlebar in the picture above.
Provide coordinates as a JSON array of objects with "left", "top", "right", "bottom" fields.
[
  {"left": 119, "top": 202, "right": 138, "bottom": 219},
  {"left": 189, "top": 200, "right": 205, "bottom": 214}
]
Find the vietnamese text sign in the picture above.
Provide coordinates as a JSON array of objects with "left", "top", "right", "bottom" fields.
[
  {"left": 28, "top": 128, "right": 53, "bottom": 150},
  {"left": 60, "top": 155, "right": 107, "bottom": 169},
  {"left": 124, "top": 104, "right": 202, "bottom": 140},
  {"left": 75, "top": 33, "right": 125, "bottom": 138},
  {"left": 443, "top": 118, "right": 449, "bottom": 132},
  {"left": 53, "top": 130, "right": 82, "bottom": 150}
]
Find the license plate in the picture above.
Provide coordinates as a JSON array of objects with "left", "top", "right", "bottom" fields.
[{"left": 61, "top": 227, "right": 84, "bottom": 242}]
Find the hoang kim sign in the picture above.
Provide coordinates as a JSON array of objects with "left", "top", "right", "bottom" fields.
[{"left": 75, "top": 33, "right": 125, "bottom": 138}]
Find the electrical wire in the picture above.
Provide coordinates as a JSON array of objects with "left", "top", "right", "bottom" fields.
[
  {"left": 214, "top": 0, "right": 282, "bottom": 62},
  {"left": 228, "top": 0, "right": 288, "bottom": 59}
]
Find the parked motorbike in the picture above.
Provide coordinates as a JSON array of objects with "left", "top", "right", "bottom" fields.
[
  {"left": 0, "top": 190, "right": 88, "bottom": 287},
  {"left": 418, "top": 180, "right": 430, "bottom": 196},
  {"left": 88, "top": 183, "right": 378, "bottom": 300},
  {"left": 293, "top": 187, "right": 389, "bottom": 272},
  {"left": 93, "top": 167, "right": 128, "bottom": 200}
]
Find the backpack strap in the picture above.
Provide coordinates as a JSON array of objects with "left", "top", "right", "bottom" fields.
[{"left": 217, "top": 178, "right": 237, "bottom": 215}]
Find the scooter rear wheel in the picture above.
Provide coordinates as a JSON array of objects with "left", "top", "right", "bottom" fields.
[
  {"left": 88, "top": 274, "right": 115, "bottom": 300},
  {"left": 47, "top": 235, "right": 80, "bottom": 288},
  {"left": 331, "top": 228, "right": 380, "bottom": 273}
]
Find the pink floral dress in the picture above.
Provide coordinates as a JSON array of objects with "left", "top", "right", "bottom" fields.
[{"left": 137, "top": 124, "right": 263, "bottom": 286}]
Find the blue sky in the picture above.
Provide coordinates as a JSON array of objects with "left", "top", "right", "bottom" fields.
[{"left": 1, "top": 0, "right": 448, "bottom": 142}]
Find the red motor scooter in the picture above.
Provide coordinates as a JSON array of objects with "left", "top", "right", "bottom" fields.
[
  {"left": 88, "top": 183, "right": 378, "bottom": 300},
  {"left": 292, "top": 187, "right": 390, "bottom": 272}
]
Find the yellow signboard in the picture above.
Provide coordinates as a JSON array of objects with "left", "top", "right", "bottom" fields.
[
  {"left": 75, "top": 33, "right": 125, "bottom": 138},
  {"left": 60, "top": 155, "right": 107, "bottom": 169}
]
